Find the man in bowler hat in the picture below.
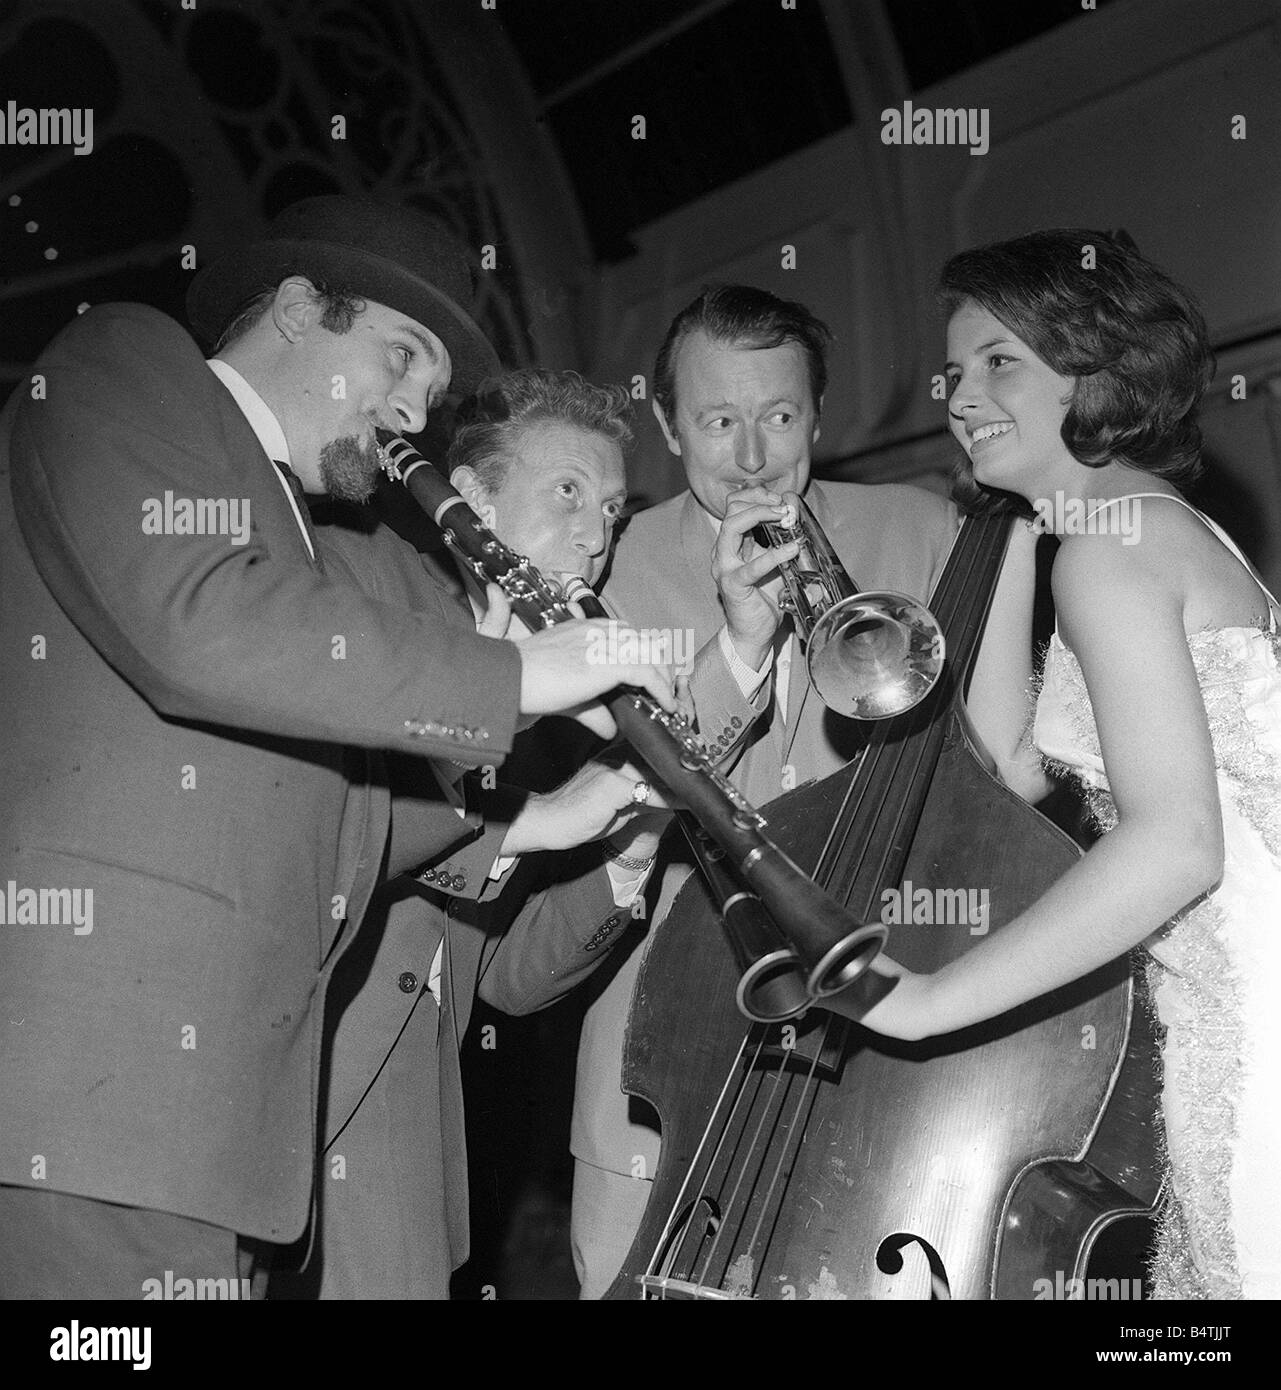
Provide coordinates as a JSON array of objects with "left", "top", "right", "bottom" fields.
[{"left": 0, "top": 195, "right": 675, "bottom": 1297}]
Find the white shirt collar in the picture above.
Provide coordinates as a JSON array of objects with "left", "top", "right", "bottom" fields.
[
  {"left": 207, "top": 358, "right": 291, "bottom": 467},
  {"left": 207, "top": 358, "right": 314, "bottom": 559}
]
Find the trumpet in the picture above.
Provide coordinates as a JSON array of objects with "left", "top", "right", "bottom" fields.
[
  {"left": 376, "top": 430, "right": 894, "bottom": 1023},
  {"left": 756, "top": 496, "right": 945, "bottom": 718}
]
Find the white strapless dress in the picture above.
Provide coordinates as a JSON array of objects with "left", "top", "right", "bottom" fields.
[{"left": 1032, "top": 495, "right": 1281, "bottom": 1299}]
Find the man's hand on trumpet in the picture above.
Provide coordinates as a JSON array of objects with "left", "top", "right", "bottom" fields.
[{"left": 713, "top": 485, "right": 803, "bottom": 672}]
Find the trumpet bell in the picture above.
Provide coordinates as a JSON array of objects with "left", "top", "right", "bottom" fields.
[
  {"left": 808, "top": 591, "right": 945, "bottom": 719},
  {"left": 759, "top": 496, "right": 947, "bottom": 722}
]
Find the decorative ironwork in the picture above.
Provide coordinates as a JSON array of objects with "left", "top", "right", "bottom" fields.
[{"left": 0, "top": 0, "right": 535, "bottom": 392}]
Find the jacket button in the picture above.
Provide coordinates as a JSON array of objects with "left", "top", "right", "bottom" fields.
[
  {"left": 605, "top": 915, "right": 620, "bottom": 930},
  {"left": 398, "top": 972, "right": 418, "bottom": 993},
  {"left": 451, "top": 875, "right": 465, "bottom": 891},
  {"left": 420, "top": 868, "right": 436, "bottom": 883},
  {"left": 731, "top": 715, "right": 742, "bottom": 728}
]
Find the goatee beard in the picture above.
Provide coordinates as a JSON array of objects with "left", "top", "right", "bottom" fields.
[{"left": 319, "top": 434, "right": 383, "bottom": 504}]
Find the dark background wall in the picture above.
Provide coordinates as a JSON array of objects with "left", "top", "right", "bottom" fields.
[{"left": 5, "top": 3, "right": 1278, "bottom": 546}]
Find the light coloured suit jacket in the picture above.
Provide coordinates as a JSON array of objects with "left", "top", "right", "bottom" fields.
[{"left": 571, "top": 479, "right": 957, "bottom": 1176}]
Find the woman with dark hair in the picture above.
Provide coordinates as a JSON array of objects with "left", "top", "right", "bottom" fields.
[{"left": 834, "top": 229, "right": 1281, "bottom": 1298}]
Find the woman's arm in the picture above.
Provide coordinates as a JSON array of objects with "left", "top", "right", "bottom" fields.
[{"left": 834, "top": 529, "right": 1224, "bottom": 1040}]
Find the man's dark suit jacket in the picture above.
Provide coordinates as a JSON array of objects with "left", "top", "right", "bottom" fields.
[{"left": 0, "top": 305, "right": 525, "bottom": 1244}]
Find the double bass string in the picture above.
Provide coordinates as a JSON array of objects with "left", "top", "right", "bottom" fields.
[
  {"left": 647, "top": 519, "right": 1007, "bottom": 1295},
  {"left": 810, "top": 516, "right": 999, "bottom": 922},
  {"left": 646, "top": 1027, "right": 770, "bottom": 1283},
  {"left": 673, "top": 1031, "right": 805, "bottom": 1289},
  {"left": 647, "top": 530, "right": 969, "bottom": 1292},
  {"left": 689, "top": 518, "right": 1007, "bottom": 1294},
  {"left": 857, "top": 518, "right": 1005, "bottom": 903},
  {"left": 665, "top": 651, "right": 923, "bottom": 1289},
  {"left": 650, "top": 1026, "right": 814, "bottom": 1288},
  {"left": 740, "top": 1045, "right": 835, "bottom": 1296},
  {"left": 793, "top": 517, "right": 1003, "bottom": 976},
  {"left": 735, "top": 526, "right": 1002, "bottom": 1289},
  {"left": 690, "top": 1032, "right": 826, "bottom": 1293},
  {"left": 799, "top": 514, "right": 981, "bottom": 903},
  {"left": 641, "top": 620, "right": 930, "bottom": 1287},
  {"left": 657, "top": 601, "right": 912, "bottom": 1290}
]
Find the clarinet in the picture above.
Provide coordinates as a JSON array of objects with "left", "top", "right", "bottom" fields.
[{"left": 377, "top": 430, "right": 890, "bottom": 1022}]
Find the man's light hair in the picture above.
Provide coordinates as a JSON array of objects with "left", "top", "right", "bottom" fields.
[{"left": 447, "top": 368, "right": 633, "bottom": 490}]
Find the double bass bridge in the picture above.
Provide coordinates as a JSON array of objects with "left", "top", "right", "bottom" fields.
[{"left": 635, "top": 1275, "right": 752, "bottom": 1300}]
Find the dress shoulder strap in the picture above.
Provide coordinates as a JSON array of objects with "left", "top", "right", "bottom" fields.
[{"left": 1084, "top": 492, "right": 1279, "bottom": 634}]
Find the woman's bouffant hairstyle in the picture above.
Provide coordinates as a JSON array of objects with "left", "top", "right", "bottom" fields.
[
  {"left": 938, "top": 229, "right": 1214, "bottom": 500},
  {"left": 447, "top": 368, "right": 634, "bottom": 491}
]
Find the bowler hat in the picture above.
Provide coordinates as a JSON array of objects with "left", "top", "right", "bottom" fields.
[{"left": 187, "top": 195, "right": 498, "bottom": 394}]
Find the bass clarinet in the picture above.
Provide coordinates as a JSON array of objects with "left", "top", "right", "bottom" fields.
[{"left": 376, "top": 430, "right": 892, "bottom": 1023}]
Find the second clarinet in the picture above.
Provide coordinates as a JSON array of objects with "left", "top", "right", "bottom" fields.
[{"left": 376, "top": 429, "right": 890, "bottom": 1021}]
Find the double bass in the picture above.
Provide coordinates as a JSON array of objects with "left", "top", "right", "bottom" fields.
[{"left": 607, "top": 513, "right": 1162, "bottom": 1300}]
